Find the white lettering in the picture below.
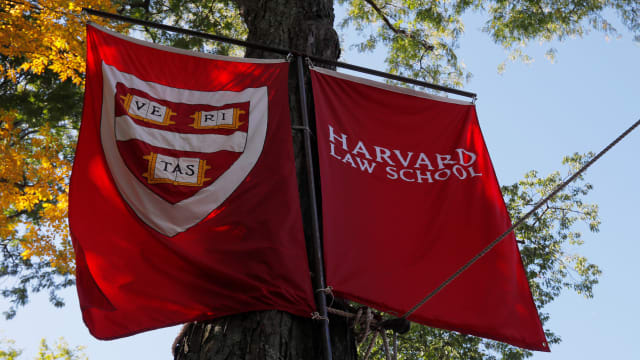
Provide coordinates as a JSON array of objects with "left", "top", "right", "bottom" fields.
[
  {"left": 386, "top": 166, "right": 398, "bottom": 180},
  {"left": 436, "top": 154, "right": 456, "bottom": 169},
  {"left": 342, "top": 153, "right": 357, "bottom": 168},
  {"left": 468, "top": 167, "right": 483, "bottom": 177},
  {"left": 329, "top": 142, "right": 342, "bottom": 160},
  {"left": 355, "top": 157, "right": 377, "bottom": 173},
  {"left": 353, "top": 141, "right": 373, "bottom": 159},
  {"left": 452, "top": 165, "right": 467, "bottom": 179},
  {"left": 400, "top": 169, "right": 415, "bottom": 182},
  {"left": 394, "top": 150, "right": 414, "bottom": 167},
  {"left": 324, "top": 134, "right": 483, "bottom": 184},
  {"left": 414, "top": 153, "right": 434, "bottom": 169},
  {"left": 457, "top": 149, "right": 477, "bottom": 166},
  {"left": 434, "top": 169, "right": 451, "bottom": 180},
  {"left": 416, "top": 170, "right": 434, "bottom": 183},
  {"left": 374, "top": 146, "right": 395, "bottom": 165},
  {"left": 328, "top": 125, "right": 348, "bottom": 151}
]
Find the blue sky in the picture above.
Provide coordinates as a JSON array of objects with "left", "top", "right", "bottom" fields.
[
  {"left": 452, "top": 13, "right": 640, "bottom": 360},
  {"left": 2, "top": 5, "right": 639, "bottom": 360}
]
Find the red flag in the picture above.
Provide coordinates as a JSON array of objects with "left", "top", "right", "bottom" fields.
[
  {"left": 69, "top": 24, "right": 314, "bottom": 339},
  {"left": 310, "top": 68, "right": 549, "bottom": 351}
]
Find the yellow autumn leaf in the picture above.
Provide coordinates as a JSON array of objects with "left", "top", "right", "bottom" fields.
[
  {"left": 21, "top": 249, "right": 32, "bottom": 260},
  {"left": 1, "top": 0, "right": 126, "bottom": 85},
  {"left": 0, "top": 109, "right": 75, "bottom": 273}
]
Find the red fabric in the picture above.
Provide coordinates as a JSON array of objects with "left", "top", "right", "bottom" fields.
[
  {"left": 69, "top": 25, "right": 314, "bottom": 339},
  {"left": 310, "top": 69, "right": 549, "bottom": 351}
]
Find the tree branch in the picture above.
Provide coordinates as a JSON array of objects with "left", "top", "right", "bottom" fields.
[
  {"left": 5, "top": 0, "right": 42, "bottom": 12},
  {"left": 18, "top": 129, "right": 38, "bottom": 141},
  {"left": 363, "top": 0, "right": 434, "bottom": 51},
  {"left": 7, "top": 209, "right": 29, "bottom": 220},
  {"left": 363, "top": 0, "right": 404, "bottom": 37}
]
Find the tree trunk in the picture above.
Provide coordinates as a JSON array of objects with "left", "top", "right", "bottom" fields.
[{"left": 173, "top": 1, "right": 354, "bottom": 359}]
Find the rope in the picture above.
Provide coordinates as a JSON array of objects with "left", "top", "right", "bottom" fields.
[
  {"left": 316, "top": 286, "right": 334, "bottom": 294},
  {"left": 311, "top": 312, "right": 329, "bottom": 322},
  {"left": 326, "top": 306, "right": 380, "bottom": 345},
  {"left": 316, "top": 286, "right": 335, "bottom": 307},
  {"left": 327, "top": 305, "right": 404, "bottom": 358},
  {"left": 402, "top": 117, "right": 640, "bottom": 319}
]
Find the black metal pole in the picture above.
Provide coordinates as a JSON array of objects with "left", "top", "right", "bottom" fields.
[
  {"left": 307, "top": 56, "right": 477, "bottom": 99},
  {"left": 82, "top": 7, "right": 290, "bottom": 56},
  {"left": 82, "top": 8, "right": 477, "bottom": 100},
  {"left": 296, "top": 56, "right": 333, "bottom": 360}
]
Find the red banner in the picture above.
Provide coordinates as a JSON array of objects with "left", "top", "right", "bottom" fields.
[
  {"left": 69, "top": 24, "right": 314, "bottom": 339},
  {"left": 311, "top": 68, "right": 549, "bottom": 351}
]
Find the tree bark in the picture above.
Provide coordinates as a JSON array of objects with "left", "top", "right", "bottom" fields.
[{"left": 173, "top": 1, "right": 354, "bottom": 359}]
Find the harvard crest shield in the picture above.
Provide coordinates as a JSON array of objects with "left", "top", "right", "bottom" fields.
[{"left": 100, "top": 63, "right": 268, "bottom": 237}]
